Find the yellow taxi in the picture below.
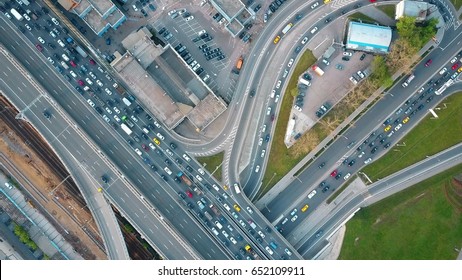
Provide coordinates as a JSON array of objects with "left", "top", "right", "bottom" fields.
[
  {"left": 233, "top": 204, "right": 241, "bottom": 212},
  {"left": 273, "top": 36, "right": 281, "bottom": 44},
  {"left": 384, "top": 125, "right": 392, "bottom": 132},
  {"left": 153, "top": 137, "right": 161, "bottom": 145},
  {"left": 402, "top": 116, "right": 410, "bottom": 124},
  {"left": 458, "top": 66, "right": 462, "bottom": 73},
  {"left": 223, "top": 185, "right": 229, "bottom": 190},
  {"left": 301, "top": 204, "right": 309, "bottom": 212}
]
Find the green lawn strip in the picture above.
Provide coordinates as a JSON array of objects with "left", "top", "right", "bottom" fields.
[
  {"left": 362, "top": 92, "right": 462, "bottom": 182},
  {"left": 339, "top": 163, "right": 462, "bottom": 259},
  {"left": 450, "top": 0, "right": 462, "bottom": 10},
  {"left": 376, "top": 5, "right": 396, "bottom": 20},
  {"left": 257, "top": 51, "right": 316, "bottom": 197},
  {"left": 196, "top": 152, "right": 224, "bottom": 182},
  {"left": 348, "top": 12, "right": 378, "bottom": 24}
]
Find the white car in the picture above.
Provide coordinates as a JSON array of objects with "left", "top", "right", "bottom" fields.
[
  {"left": 276, "top": 80, "right": 282, "bottom": 89},
  {"left": 283, "top": 69, "right": 289, "bottom": 78},
  {"left": 285, "top": 248, "right": 293, "bottom": 256},
  {"left": 57, "top": 39, "right": 65, "bottom": 47},
  {"left": 450, "top": 57, "right": 458, "bottom": 64},
  {"left": 89, "top": 72, "right": 97, "bottom": 80},
  {"left": 246, "top": 206, "right": 254, "bottom": 214},
  {"left": 343, "top": 51, "right": 353, "bottom": 57},
  {"left": 287, "top": 58, "right": 294, "bottom": 68},
  {"left": 344, "top": 173, "right": 351, "bottom": 180},
  {"left": 394, "top": 123, "right": 403, "bottom": 131},
  {"left": 322, "top": 59, "right": 330, "bottom": 65},
  {"left": 258, "top": 231, "right": 266, "bottom": 238},
  {"left": 132, "top": 5, "right": 139, "bottom": 12},
  {"left": 311, "top": 2, "right": 319, "bottom": 9},
  {"left": 275, "top": 95, "right": 280, "bottom": 103},
  {"left": 87, "top": 99, "right": 95, "bottom": 107},
  {"left": 51, "top": 18, "right": 60, "bottom": 25},
  {"left": 261, "top": 124, "right": 267, "bottom": 132},
  {"left": 293, "top": 105, "right": 302, "bottom": 112},
  {"left": 105, "top": 88, "right": 113, "bottom": 95},
  {"left": 195, "top": 175, "right": 203, "bottom": 182},
  {"left": 260, "top": 149, "right": 266, "bottom": 158},
  {"left": 291, "top": 215, "right": 298, "bottom": 222},
  {"left": 349, "top": 76, "right": 358, "bottom": 85},
  {"left": 49, "top": 31, "right": 56, "bottom": 38},
  {"left": 439, "top": 67, "right": 447, "bottom": 75},
  {"left": 310, "top": 26, "right": 318, "bottom": 34},
  {"left": 102, "top": 115, "right": 110, "bottom": 123},
  {"left": 5, "top": 13, "right": 11, "bottom": 19},
  {"left": 357, "top": 71, "right": 365, "bottom": 79},
  {"left": 113, "top": 107, "right": 120, "bottom": 114},
  {"left": 114, "top": 115, "right": 121, "bottom": 122},
  {"left": 418, "top": 87, "right": 425, "bottom": 93},
  {"left": 198, "top": 29, "right": 206, "bottom": 36},
  {"left": 185, "top": 16, "right": 194, "bottom": 21},
  {"left": 364, "top": 157, "right": 372, "bottom": 164},
  {"left": 266, "top": 107, "right": 271, "bottom": 115},
  {"left": 229, "top": 237, "right": 237, "bottom": 244},
  {"left": 301, "top": 37, "right": 308, "bottom": 45},
  {"left": 130, "top": 115, "right": 138, "bottom": 123},
  {"left": 70, "top": 71, "right": 77, "bottom": 78},
  {"left": 96, "top": 80, "right": 103, "bottom": 87},
  {"left": 23, "top": 14, "right": 30, "bottom": 21},
  {"left": 265, "top": 246, "right": 274, "bottom": 255},
  {"left": 358, "top": 151, "right": 365, "bottom": 158},
  {"left": 239, "top": 220, "right": 246, "bottom": 228},
  {"left": 255, "top": 165, "right": 260, "bottom": 172},
  {"left": 105, "top": 107, "right": 112, "bottom": 114},
  {"left": 223, "top": 204, "right": 231, "bottom": 211},
  {"left": 198, "top": 168, "right": 205, "bottom": 175},
  {"left": 258, "top": 138, "right": 263, "bottom": 146},
  {"left": 182, "top": 154, "right": 191, "bottom": 162},
  {"left": 148, "top": 143, "right": 156, "bottom": 150},
  {"left": 178, "top": 9, "right": 187, "bottom": 15},
  {"left": 168, "top": 9, "right": 177, "bottom": 16},
  {"left": 290, "top": 208, "right": 297, "bottom": 216},
  {"left": 61, "top": 54, "right": 69, "bottom": 61},
  {"left": 25, "top": 24, "right": 32, "bottom": 31},
  {"left": 135, "top": 148, "right": 143, "bottom": 156},
  {"left": 47, "top": 57, "right": 55, "bottom": 64},
  {"left": 85, "top": 78, "right": 93, "bottom": 85},
  {"left": 308, "top": 189, "right": 317, "bottom": 199},
  {"left": 156, "top": 132, "right": 165, "bottom": 140},
  {"left": 38, "top": 37, "right": 45, "bottom": 44}
]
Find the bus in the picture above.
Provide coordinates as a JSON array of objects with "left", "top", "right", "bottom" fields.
[
  {"left": 10, "top": 8, "right": 23, "bottom": 21},
  {"left": 120, "top": 123, "right": 132, "bottom": 135},
  {"left": 281, "top": 23, "right": 293, "bottom": 35}
]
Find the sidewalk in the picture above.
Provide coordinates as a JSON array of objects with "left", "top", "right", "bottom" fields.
[{"left": 256, "top": 12, "right": 446, "bottom": 209}]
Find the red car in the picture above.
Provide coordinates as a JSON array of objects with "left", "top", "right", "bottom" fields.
[
  {"left": 77, "top": 80, "right": 84, "bottom": 86},
  {"left": 35, "top": 44, "right": 43, "bottom": 52},
  {"left": 186, "top": 190, "right": 193, "bottom": 198},
  {"left": 452, "top": 63, "right": 459, "bottom": 70},
  {"left": 271, "top": 114, "right": 275, "bottom": 122},
  {"left": 424, "top": 59, "right": 432, "bottom": 67},
  {"left": 69, "top": 60, "right": 77, "bottom": 67},
  {"left": 89, "top": 59, "right": 96, "bottom": 65},
  {"left": 141, "top": 144, "right": 149, "bottom": 151},
  {"left": 330, "top": 170, "right": 338, "bottom": 177}
]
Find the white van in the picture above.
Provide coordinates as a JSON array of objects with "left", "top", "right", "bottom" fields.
[{"left": 122, "top": 97, "right": 131, "bottom": 106}]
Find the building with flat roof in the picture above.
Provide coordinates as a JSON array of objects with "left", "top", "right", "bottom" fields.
[
  {"left": 57, "top": 0, "right": 126, "bottom": 36},
  {"left": 345, "top": 22, "right": 392, "bottom": 54},
  {"left": 209, "top": 0, "right": 253, "bottom": 37},
  {"left": 395, "top": 0, "right": 430, "bottom": 21},
  {"left": 112, "top": 28, "right": 227, "bottom": 130}
]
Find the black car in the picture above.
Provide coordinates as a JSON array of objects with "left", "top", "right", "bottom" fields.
[
  {"left": 371, "top": 147, "right": 378, "bottom": 154},
  {"left": 101, "top": 175, "right": 109, "bottom": 183},
  {"left": 426, "top": 96, "right": 434, "bottom": 103},
  {"left": 335, "top": 173, "right": 342, "bottom": 180},
  {"left": 178, "top": 191, "right": 186, "bottom": 199},
  {"left": 318, "top": 162, "right": 326, "bottom": 168},
  {"left": 342, "top": 56, "right": 350, "bottom": 61},
  {"left": 186, "top": 166, "right": 193, "bottom": 172},
  {"left": 150, "top": 164, "right": 157, "bottom": 171},
  {"left": 360, "top": 53, "right": 366, "bottom": 61},
  {"left": 294, "top": 46, "right": 302, "bottom": 54},
  {"left": 213, "top": 13, "right": 220, "bottom": 20},
  {"left": 133, "top": 135, "right": 140, "bottom": 143},
  {"left": 158, "top": 27, "right": 166, "bottom": 35},
  {"left": 161, "top": 174, "right": 168, "bottom": 181},
  {"left": 192, "top": 37, "right": 201, "bottom": 42},
  {"left": 324, "top": 17, "right": 332, "bottom": 23},
  {"left": 170, "top": 143, "right": 177, "bottom": 149},
  {"left": 319, "top": 181, "right": 326, "bottom": 188},
  {"left": 348, "top": 160, "right": 355, "bottom": 166},
  {"left": 95, "top": 107, "right": 103, "bottom": 114},
  {"left": 384, "top": 142, "right": 391, "bottom": 149},
  {"left": 322, "top": 186, "right": 330, "bottom": 193},
  {"left": 418, "top": 104, "right": 425, "bottom": 110},
  {"left": 43, "top": 110, "right": 51, "bottom": 119},
  {"left": 141, "top": 133, "right": 149, "bottom": 140}
]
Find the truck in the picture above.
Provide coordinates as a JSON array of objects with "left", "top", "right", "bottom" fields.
[
  {"left": 120, "top": 123, "right": 132, "bottom": 135},
  {"left": 312, "top": 65, "right": 325, "bottom": 76},
  {"left": 236, "top": 57, "right": 243, "bottom": 70},
  {"left": 281, "top": 23, "right": 293, "bottom": 35},
  {"left": 209, "top": 204, "right": 220, "bottom": 216},
  {"left": 193, "top": 186, "right": 203, "bottom": 195},
  {"left": 10, "top": 9, "right": 23, "bottom": 21},
  {"left": 245, "top": 245, "right": 262, "bottom": 260},
  {"left": 75, "top": 45, "right": 88, "bottom": 58},
  {"left": 177, "top": 171, "right": 192, "bottom": 186}
]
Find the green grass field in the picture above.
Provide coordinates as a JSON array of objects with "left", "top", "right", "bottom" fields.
[
  {"left": 362, "top": 92, "right": 462, "bottom": 182},
  {"left": 450, "top": 0, "right": 462, "bottom": 10},
  {"left": 339, "top": 163, "right": 462, "bottom": 259},
  {"left": 257, "top": 50, "right": 316, "bottom": 198},
  {"left": 377, "top": 5, "right": 396, "bottom": 20},
  {"left": 196, "top": 152, "right": 224, "bottom": 182},
  {"left": 348, "top": 12, "right": 378, "bottom": 24}
]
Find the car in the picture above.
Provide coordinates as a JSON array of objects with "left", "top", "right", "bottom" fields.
[
  {"left": 261, "top": 149, "right": 266, "bottom": 158},
  {"left": 290, "top": 208, "right": 297, "bottom": 216},
  {"left": 330, "top": 170, "right": 338, "bottom": 177},
  {"left": 255, "top": 165, "right": 260, "bottom": 172},
  {"left": 85, "top": 78, "right": 93, "bottom": 85},
  {"left": 134, "top": 148, "right": 142, "bottom": 156},
  {"left": 291, "top": 215, "right": 298, "bottom": 222},
  {"left": 233, "top": 204, "right": 241, "bottom": 212},
  {"left": 265, "top": 246, "right": 274, "bottom": 255},
  {"left": 344, "top": 173, "right": 351, "bottom": 180},
  {"left": 276, "top": 80, "right": 282, "bottom": 89},
  {"left": 348, "top": 160, "right": 355, "bottom": 166},
  {"left": 311, "top": 2, "right": 319, "bottom": 9},
  {"left": 301, "top": 37, "right": 308, "bottom": 45},
  {"left": 287, "top": 58, "right": 294, "bottom": 68},
  {"left": 310, "top": 26, "right": 318, "bottom": 34},
  {"left": 439, "top": 67, "right": 447, "bottom": 75},
  {"left": 402, "top": 116, "right": 410, "bottom": 124},
  {"left": 335, "top": 173, "right": 342, "bottom": 180},
  {"left": 425, "top": 59, "right": 432, "bottom": 67},
  {"left": 185, "top": 16, "right": 194, "bottom": 21},
  {"left": 77, "top": 79, "right": 85, "bottom": 86},
  {"left": 371, "top": 147, "right": 378, "bottom": 154},
  {"left": 384, "top": 125, "right": 392, "bottom": 132},
  {"left": 360, "top": 53, "right": 366, "bottom": 61},
  {"left": 452, "top": 63, "right": 459, "bottom": 70},
  {"left": 342, "top": 56, "right": 350, "bottom": 61},
  {"left": 51, "top": 18, "right": 59, "bottom": 25},
  {"left": 343, "top": 51, "right": 353, "bottom": 57},
  {"left": 38, "top": 37, "right": 45, "bottom": 44},
  {"left": 257, "top": 230, "right": 265, "bottom": 238},
  {"left": 394, "top": 123, "right": 403, "bottom": 131},
  {"left": 153, "top": 138, "right": 160, "bottom": 145},
  {"left": 35, "top": 44, "right": 43, "bottom": 52},
  {"left": 357, "top": 71, "right": 365, "bottom": 79},
  {"left": 426, "top": 96, "right": 434, "bottom": 103}
]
